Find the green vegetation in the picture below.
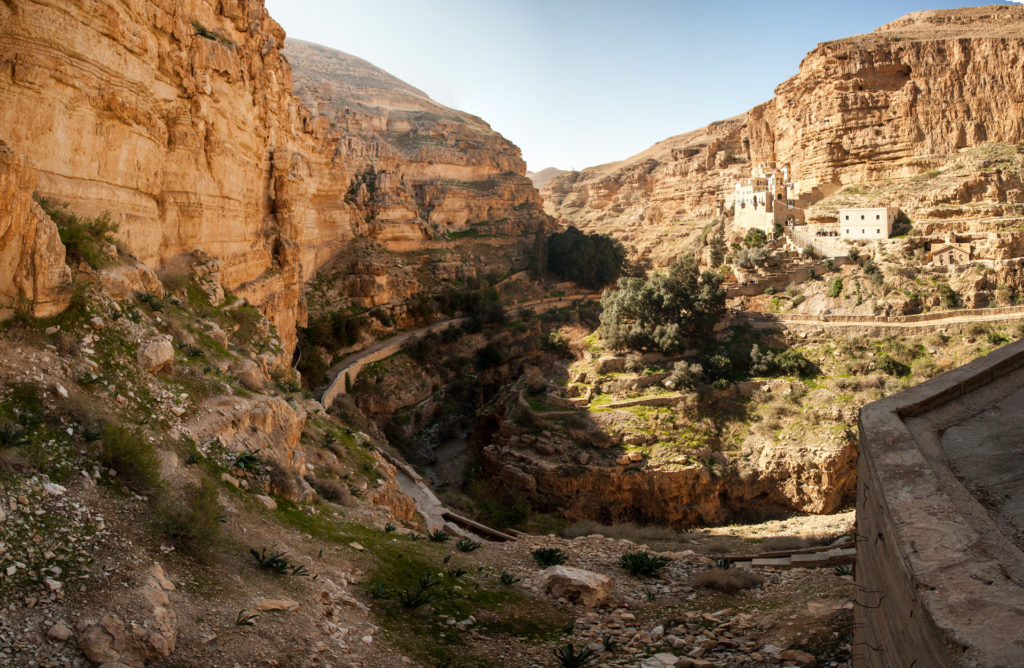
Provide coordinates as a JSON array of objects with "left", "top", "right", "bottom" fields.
[
  {"left": 553, "top": 643, "right": 597, "bottom": 667},
  {"left": 531, "top": 547, "right": 567, "bottom": 567},
  {"left": 828, "top": 277, "right": 843, "bottom": 298},
  {"left": 546, "top": 226, "right": 627, "bottom": 288},
  {"left": 156, "top": 477, "right": 223, "bottom": 554},
  {"left": 37, "top": 197, "right": 119, "bottom": 269},
  {"left": 456, "top": 537, "right": 482, "bottom": 553},
  {"left": 97, "top": 424, "right": 162, "bottom": 494},
  {"left": 619, "top": 551, "right": 669, "bottom": 578},
  {"left": 599, "top": 256, "right": 725, "bottom": 354},
  {"left": 249, "top": 547, "right": 311, "bottom": 576}
]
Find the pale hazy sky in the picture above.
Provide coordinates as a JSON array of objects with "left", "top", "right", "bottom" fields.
[{"left": 265, "top": 1, "right": 1018, "bottom": 171}]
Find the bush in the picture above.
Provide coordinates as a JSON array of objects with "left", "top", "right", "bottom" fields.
[
  {"left": 98, "top": 424, "right": 162, "bottom": 493},
  {"left": 876, "top": 354, "right": 909, "bottom": 377},
  {"left": 553, "top": 643, "right": 597, "bottom": 668},
  {"left": 742, "top": 229, "right": 767, "bottom": 248},
  {"left": 664, "top": 360, "right": 703, "bottom": 390},
  {"left": 693, "top": 567, "right": 763, "bottom": 593},
  {"left": 532, "top": 547, "right": 567, "bottom": 567},
  {"left": 600, "top": 256, "right": 725, "bottom": 354},
  {"left": 37, "top": 198, "right": 119, "bottom": 269},
  {"left": 474, "top": 342, "right": 505, "bottom": 369},
  {"left": 547, "top": 226, "right": 627, "bottom": 288},
  {"left": 157, "top": 477, "right": 222, "bottom": 553},
  {"left": 827, "top": 277, "right": 843, "bottom": 298},
  {"left": 937, "top": 284, "right": 959, "bottom": 309},
  {"left": 618, "top": 551, "right": 669, "bottom": 578}
]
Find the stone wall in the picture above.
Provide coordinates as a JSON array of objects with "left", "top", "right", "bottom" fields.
[{"left": 855, "top": 339, "right": 1024, "bottom": 666}]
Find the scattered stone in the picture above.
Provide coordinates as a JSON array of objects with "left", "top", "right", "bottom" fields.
[
  {"left": 253, "top": 494, "right": 277, "bottom": 511},
  {"left": 538, "top": 566, "right": 611, "bottom": 607},
  {"left": 255, "top": 598, "right": 300, "bottom": 612},
  {"left": 46, "top": 621, "right": 73, "bottom": 642},
  {"left": 779, "top": 649, "right": 817, "bottom": 667},
  {"left": 137, "top": 336, "right": 174, "bottom": 373},
  {"left": 349, "top": 542, "right": 365, "bottom": 551}
]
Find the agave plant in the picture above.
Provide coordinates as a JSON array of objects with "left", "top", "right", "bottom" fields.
[
  {"left": 0, "top": 422, "right": 29, "bottom": 448},
  {"left": 427, "top": 529, "right": 450, "bottom": 543},
  {"left": 553, "top": 643, "right": 597, "bottom": 668},
  {"left": 456, "top": 538, "right": 481, "bottom": 553},
  {"left": 531, "top": 547, "right": 567, "bottom": 568},
  {"left": 618, "top": 551, "right": 669, "bottom": 578}
]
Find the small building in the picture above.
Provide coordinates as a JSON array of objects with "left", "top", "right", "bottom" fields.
[
  {"left": 930, "top": 242, "right": 972, "bottom": 266},
  {"left": 838, "top": 207, "right": 897, "bottom": 240}
]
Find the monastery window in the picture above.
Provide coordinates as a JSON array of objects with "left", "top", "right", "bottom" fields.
[
  {"left": 861, "top": 215, "right": 865, "bottom": 220},
  {"left": 876, "top": 214, "right": 881, "bottom": 220},
  {"left": 844, "top": 215, "right": 849, "bottom": 220}
]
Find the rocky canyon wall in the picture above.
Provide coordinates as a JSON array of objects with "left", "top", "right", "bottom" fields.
[
  {"left": 543, "top": 5, "right": 1024, "bottom": 261},
  {"left": 0, "top": 0, "right": 543, "bottom": 352}
]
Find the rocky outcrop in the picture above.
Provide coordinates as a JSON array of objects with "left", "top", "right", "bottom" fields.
[
  {"left": 0, "top": 142, "right": 70, "bottom": 320},
  {"left": 284, "top": 39, "right": 542, "bottom": 251},
  {"left": 543, "top": 6, "right": 1024, "bottom": 262}
]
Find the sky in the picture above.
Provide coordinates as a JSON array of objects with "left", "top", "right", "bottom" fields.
[{"left": 265, "top": 1, "right": 1023, "bottom": 172}]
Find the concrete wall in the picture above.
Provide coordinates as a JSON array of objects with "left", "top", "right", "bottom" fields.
[{"left": 855, "top": 340, "right": 1024, "bottom": 666}]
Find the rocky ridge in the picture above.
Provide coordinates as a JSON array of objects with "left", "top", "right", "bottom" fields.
[{"left": 542, "top": 5, "right": 1024, "bottom": 263}]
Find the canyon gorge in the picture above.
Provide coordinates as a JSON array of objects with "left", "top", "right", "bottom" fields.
[{"left": 2, "top": 1, "right": 1024, "bottom": 666}]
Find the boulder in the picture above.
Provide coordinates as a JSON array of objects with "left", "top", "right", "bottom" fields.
[
  {"left": 137, "top": 336, "right": 174, "bottom": 374},
  {"left": 236, "top": 358, "right": 268, "bottom": 391},
  {"left": 538, "top": 565, "right": 611, "bottom": 607}
]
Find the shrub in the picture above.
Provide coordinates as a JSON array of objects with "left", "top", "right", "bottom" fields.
[
  {"left": 618, "top": 551, "right": 669, "bottom": 578},
  {"left": 428, "top": 529, "right": 451, "bottom": 543},
  {"left": 827, "top": 277, "right": 843, "bottom": 298},
  {"left": 309, "top": 477, "right": 356, "bottom": 506},
  {"left": 937, "top": 284, "right": 959, "bottom": 309},
  {"left": 742, "top": 229, "right": 767, "bottom": 248},
  {"left": 876, "top": 354, "right": 909, "bottom": 377},
  {"left": 499, "top": 571, "right": 521, "bottom": 586},
  {"left": 532, "top": 547, "right": 567, "bottom": 567},
  {"left": 157, "top": 477, "right": 223, "bottom": 553},
  {"left": 664, "top": 360, "right": 703, "bottom": 390},
  {"left": 98, "top": 424, "right": 162, "bottom": 493},
  {"left": 693, "top": 567, "right": 763, "bottom": 593},
  {"left": 37, "top": 198, "right": 119, "bottom": 268},
  {"left": 474, "top": 343, "right": 505, "bottom": 369}
]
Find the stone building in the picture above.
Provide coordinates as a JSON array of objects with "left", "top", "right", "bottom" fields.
[
  {"left": 929, "top": 241, "right": 972, "bottom": 266},
  {"left": 729, "top": 163, "right": 804, "bottom": 233},
  {"left": 838, "top": 207, "right": 897, "bottom": 240}
]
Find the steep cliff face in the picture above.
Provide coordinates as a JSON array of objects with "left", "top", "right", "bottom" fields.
[
  {"left": 0, "top": 1, "right": 543, "bottom": 354},
  {"left": 543, "top": 5, "right": 1024, "bottom": 260},
  {"left": 0, "top": 0, "right": 309, "bottom": 350},
  {"left": 748, "top": 5, "right": 1024, "bottom": 194},
  {"left": 283, "top": 39, "right": 541, "bottom": 252}
]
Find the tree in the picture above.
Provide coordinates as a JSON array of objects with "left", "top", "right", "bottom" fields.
[
  {"left": 531, "top": 221, "right": 547, "bottom": 278},
  {"left": 547, "top": 226, "right": 627, "bottom": 289},
  {"left": 709, "top": 227, "right": 727, "bottom": 268},
  {"left": 599, "top": 256, "right": 726, "bottom": 354},
  {"left": 743, "top": 229, "right": 768, "bottom": 248}
]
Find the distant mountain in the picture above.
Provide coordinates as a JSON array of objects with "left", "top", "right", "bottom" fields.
[{"left": 526, "top": 167, "right": 568, "bottom": 189}]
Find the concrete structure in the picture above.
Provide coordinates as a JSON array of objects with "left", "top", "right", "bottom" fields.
[
  {"left": 856, "top": 340, "right": 1024, "bottom": 667},
  {"left": 930, "top": 241, "right": 972, "bottom": 266},
  {"left": 730, "top": 163, "right": 805, "bottom": 233},
  {"left": 838, "top": 207, "right": 897, "bottom": 240}
]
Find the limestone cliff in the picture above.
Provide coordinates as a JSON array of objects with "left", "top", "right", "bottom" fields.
[
  {"left": 283, "top": 38, "right": 541, "bottom": 253},
  {"left": 0, "top": 1, "right": 543, "bottom": 354},
  {"left": 543, "top": 5, "right": 1024, "bottom": 262}
]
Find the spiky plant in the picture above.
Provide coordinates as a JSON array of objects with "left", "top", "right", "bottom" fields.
[
  {"left": 531, "top": 547, "right": 567, "bottom": 568},
  {"left": 428, "top": 529, "right": 451, "bottom": 543},
  {"left": 499, "top": 571, "right": 521, "bottom": 586},
  {"left": 619, "top": 551, "right": 670, "bottom": 578},
  {"left": 0, "top": 422, "right": 29, "bottom": 448},
  {"left": 456, "top": 538, "right": 481, "bottom": 553},
  {"left": 553, "top": 643, "right": 597, "bottom": 667}
]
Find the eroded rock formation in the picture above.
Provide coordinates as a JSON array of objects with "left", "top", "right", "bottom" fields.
[{"left": 0, "top": 1, "right": 543, "bottom": 352}]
